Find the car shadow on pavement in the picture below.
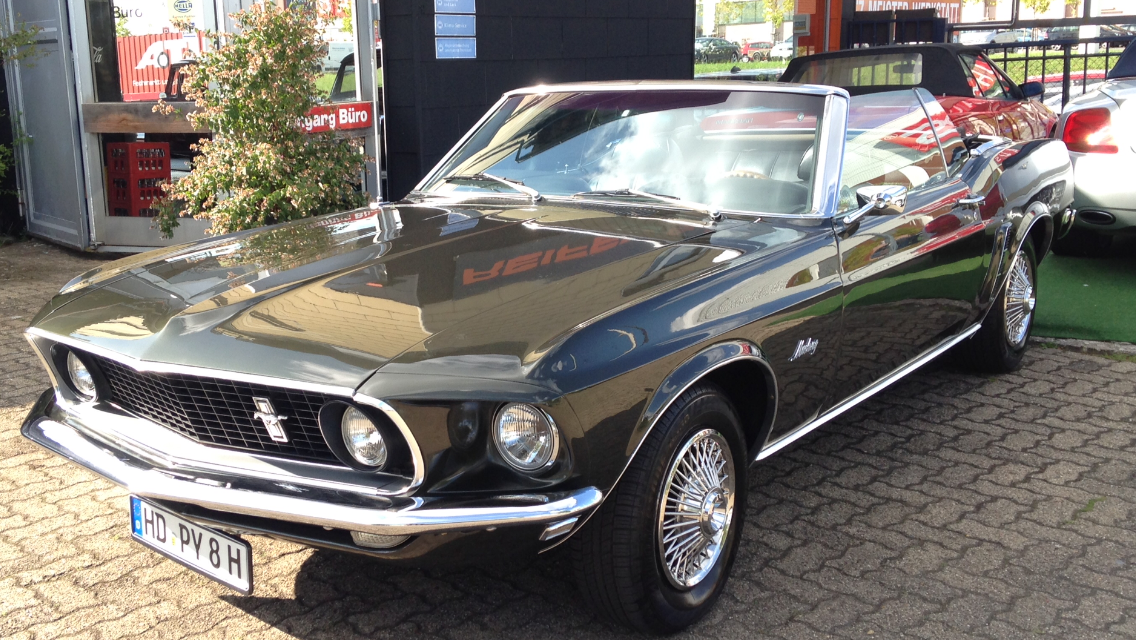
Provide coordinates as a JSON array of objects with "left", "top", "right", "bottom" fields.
[
  {"left": 215, "top": 351, "right": 1134, "bottom": 639},
  {"left": 220, "top": 545, "right": 633, "bottom": 638}
]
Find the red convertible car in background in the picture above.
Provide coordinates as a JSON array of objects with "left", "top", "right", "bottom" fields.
[{"left": 781, "top": 44, "right": 1058, "bottom": 141}]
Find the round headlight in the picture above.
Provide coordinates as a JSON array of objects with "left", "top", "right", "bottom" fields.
[
  {"left": 493, "top": 403, "right": 559, "bottom": 472},
  {"left": 341, "top": 406, "right": 388, "bottom": 468},
  {"left": 66, "top": 351, "right": 97, "bottom": 401}
]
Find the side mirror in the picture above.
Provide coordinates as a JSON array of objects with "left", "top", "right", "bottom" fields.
[
  {"left": 1020, "top": 81, "right": 1044, "bottom": 99},
  {"left": 844, "top": 185, "right": 908, "bottom": 225}
]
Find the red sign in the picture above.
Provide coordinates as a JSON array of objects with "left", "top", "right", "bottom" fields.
[
  {"left": 301, "top": 102, "right": 374, "bottom": 134},
  {"left": 117, "top": 32, "right": 208, "bottom": 102}
]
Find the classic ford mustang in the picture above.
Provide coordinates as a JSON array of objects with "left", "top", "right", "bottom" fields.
[{"left": 23, "top": 82, "right": 1074, "bottom": 632}]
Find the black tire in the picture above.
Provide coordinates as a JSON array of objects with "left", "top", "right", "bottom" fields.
[
  {"left": 1051, "top": 227, "right": 1114, "bottom": 257},
  {"left": 955, "top": 241, "right": 1038, "bottom": 373},
  {"left": 730, "top": 53, "right": 739, "bottom": 63},
  {"left": 741, "top": 54, "right": 751, "bottom": 62},
  {"left": 572, "top": 383, "right": 747, "bottom": 634}
]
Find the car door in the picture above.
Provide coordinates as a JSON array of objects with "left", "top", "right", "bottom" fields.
[{"left": 829, "top": 89, "right": 989, "bottom": 405}]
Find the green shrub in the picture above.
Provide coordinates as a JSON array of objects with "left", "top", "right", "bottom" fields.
[{"left": 155, "top": 4, "right": 366, "bottom": 238}]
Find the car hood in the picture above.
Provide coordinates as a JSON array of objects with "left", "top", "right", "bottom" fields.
[{"left": 32, "top": 200, "right": 737, "bottom": 390}]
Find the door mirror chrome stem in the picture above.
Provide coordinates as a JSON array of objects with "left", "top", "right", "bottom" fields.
[{"left": 842, "top": 185, "right": 908, "bottom": 226}]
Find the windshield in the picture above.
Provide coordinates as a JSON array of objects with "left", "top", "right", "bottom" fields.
[{"left": 420, "top": 89, "right": 827, "bottom": 215}]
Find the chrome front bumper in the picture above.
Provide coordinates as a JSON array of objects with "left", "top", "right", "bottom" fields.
[{"left": 22, "top": 391, "right": 601, "bottom": 538}]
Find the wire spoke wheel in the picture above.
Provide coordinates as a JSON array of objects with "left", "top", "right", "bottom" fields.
[
  {"left": 657, "top": 429, "right": 736, "bottom": 589},
  {"left": 1004, "top": 251, "right": 1036, "bottom": 349}
]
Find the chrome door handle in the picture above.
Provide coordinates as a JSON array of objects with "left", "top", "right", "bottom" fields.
[{"left": 959, "top": 195, "right": 985, "bottom": 207}]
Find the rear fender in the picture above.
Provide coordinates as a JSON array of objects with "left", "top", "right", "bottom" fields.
[{"left": 974, "top": 139, "right": 1072, "bottom": 312}]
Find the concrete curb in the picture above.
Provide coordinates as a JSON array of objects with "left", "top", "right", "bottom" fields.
[{"left": 1031, "top": 336, "right": 1136, "bottom": 357}]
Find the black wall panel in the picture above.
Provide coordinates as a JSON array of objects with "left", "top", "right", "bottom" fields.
[{"left": 380, "top": 0, "right": 695, "bottom": 199}]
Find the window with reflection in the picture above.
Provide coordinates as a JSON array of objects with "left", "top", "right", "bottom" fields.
[
  {"left": 421, "top": 90, "right": 827, "bottom": 216},
  {"left": 840, "top": 90, "right": 948, "bottom": 211}
]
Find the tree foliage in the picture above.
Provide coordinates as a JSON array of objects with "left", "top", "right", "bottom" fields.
[
  {"left": 764, "top": 0, "right": 792, "bottom": 36},
  {"left": 0, "top": 21, "right": 41, "bottom": 184},
  {"left": 155, "top": 4, "right": 365, "bottom": 238},
  {"left": 1020, "top": 0, "right": 1052, "bottom": 14}
]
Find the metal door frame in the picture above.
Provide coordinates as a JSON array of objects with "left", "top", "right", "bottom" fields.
[{"left": 3, "top": 0, "right": 92, "bottom": 248}]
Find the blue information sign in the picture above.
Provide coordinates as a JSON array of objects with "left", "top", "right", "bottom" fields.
[
  {"left": 435, "top": 0, "right": 476, "bottom": 14},
  {"left": 436, "top": 38, "right": 477, "bottom": 59},
  {"left": 435, "top": 14, "right": 476, "bottom": 37}
]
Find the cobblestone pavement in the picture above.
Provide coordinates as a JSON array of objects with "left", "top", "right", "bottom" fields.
[{"left": 1, "top": 239, "right": 1135, "bottom": 639}]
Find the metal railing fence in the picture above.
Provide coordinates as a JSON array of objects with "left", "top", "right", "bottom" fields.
[{"left": 979, "top": 36, "right": 1134, "bottom": 108}]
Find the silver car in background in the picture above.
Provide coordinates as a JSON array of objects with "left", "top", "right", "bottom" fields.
[{"left": 1053, "top": 42, "right": 1136, "bottom": 254}]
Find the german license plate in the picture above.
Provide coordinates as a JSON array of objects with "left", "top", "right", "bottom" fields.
[{"left": 129, "top": 496, "right": 252, "bottom": 594}]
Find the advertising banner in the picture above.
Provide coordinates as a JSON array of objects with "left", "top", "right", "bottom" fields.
[
  {"left": 116, "top": 32, "right": 208, "bottom": 101},
  {"left": 854, "top": 0, "right": 962, "bottom": 22}
]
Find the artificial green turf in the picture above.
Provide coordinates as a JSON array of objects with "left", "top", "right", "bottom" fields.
[{"left": 1034, "top": 238, "right": 1136, "bottom": 344}]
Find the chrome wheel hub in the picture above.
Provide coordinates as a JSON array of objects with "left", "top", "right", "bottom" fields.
[
  {"left": 1004, "top": 252, "right": 1036, "bottom": 349},
  {"left": 658, "top": 429, "right": 736, "bottom": 589}
]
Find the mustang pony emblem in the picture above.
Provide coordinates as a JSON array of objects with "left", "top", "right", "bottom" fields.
[
  {"left": 790, "top": 338, "right": 819, "bottom": 362},
  {"left": 252, "top": 397, "right": 289, "bottom": 443}
]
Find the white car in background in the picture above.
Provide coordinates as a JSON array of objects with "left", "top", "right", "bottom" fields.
[
  {"left": 769, "top": 41, "right": 794, "bottom": 60},
  {"left": 1052, "top": 42, "right": 1136, "bottom": 254}
]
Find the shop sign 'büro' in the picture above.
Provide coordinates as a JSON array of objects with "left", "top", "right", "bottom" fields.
[{"left": 301, "top": 102, "right": 373, "bottom": 134}]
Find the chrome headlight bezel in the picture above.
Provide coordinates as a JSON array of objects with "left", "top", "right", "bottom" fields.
[
  {"left": 492, "top": 403, "right": 561, "bottom": 473},
  {"left": 318, "top": 401, "right": 406, "bottom": 473},
  {"left": 48, "top": 345, "right": 103, "bottom": 403}
]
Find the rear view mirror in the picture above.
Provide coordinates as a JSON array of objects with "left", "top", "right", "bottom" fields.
[{"left": 1020, "top": 81, "right": 1044, "bottom": 99}]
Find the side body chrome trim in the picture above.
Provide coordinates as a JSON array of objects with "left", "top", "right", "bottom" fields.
[
  {"left": 756, "top": 323, "right": 982, "bottom": 461},
  {"left": 23, "top": 416, "right": 602, "bottom": 536},
  {"left": 27, "top": 327, "right": 357, "bottom": 397}
]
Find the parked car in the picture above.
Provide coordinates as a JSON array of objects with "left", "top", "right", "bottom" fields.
[
  {"left": 328, "top": 49, "right": 382, "bottom": 106},
  {"left": 695, "top": 37, "right": 741, "bottom": 63},
  {"left": 781, "top": 44, "right": 1058, "bottom": 141},
  {"left": 740, "top": 40, "right": 773, "bottom": 62},
  {"left": 1051, "top": 42, "right": 1136, "bottom": 254},
  {"left": 988, "top": 29, "right": 1033, "bottom": 45},
  {"left": 320, "top": 41, "right": 355, "bottom": 72},
  {"left": 23, "top": 81, "right": 1073, "bottom": 633},
  {"left": 769, "top": 40, "right": 794, "bottom": 60},
  {"left": 1045, "top": 26, "right": 1081, "bottom": 49}
]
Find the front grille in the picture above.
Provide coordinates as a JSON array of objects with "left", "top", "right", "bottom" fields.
[{"left": 91, "top": 355, "right": 340, "bottom": 464}]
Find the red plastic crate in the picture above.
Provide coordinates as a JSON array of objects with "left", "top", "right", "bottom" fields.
[
  {"left": 105, "top": 142, "right": 171, "bottom": 217},
  {"left": 105, "top": 142, "right": 171, "bottom": 179},
  {"left": 107, "top": 176, "right": 165, "bottom": 217}
]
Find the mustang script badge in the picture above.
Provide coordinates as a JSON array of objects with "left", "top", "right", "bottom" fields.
[
  {"left": 252, "top": 397, "right": 289, "bottom": 443},
  {"left": 789, "top": 338, "right": 819, "bottom": 362}
]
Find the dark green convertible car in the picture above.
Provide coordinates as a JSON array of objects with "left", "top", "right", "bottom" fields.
[{"left": 23, "top": 81, "right": 1073, "bottom": 632}]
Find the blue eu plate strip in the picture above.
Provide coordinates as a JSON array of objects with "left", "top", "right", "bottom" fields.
[{"left": 131, "top": 496, "right": 143, "bottom": 536}]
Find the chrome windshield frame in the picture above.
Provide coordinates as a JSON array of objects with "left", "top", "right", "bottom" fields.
[{"left": 413, "top": 82, "right": 850, "bottom": 220}]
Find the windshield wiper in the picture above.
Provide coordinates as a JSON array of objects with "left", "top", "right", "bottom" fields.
[
  {"left": 443, "top": 173, "right": 542, "bottom": 203},
  {"left": 573, "top": 188, "right": 723, "bottom": 221}
]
